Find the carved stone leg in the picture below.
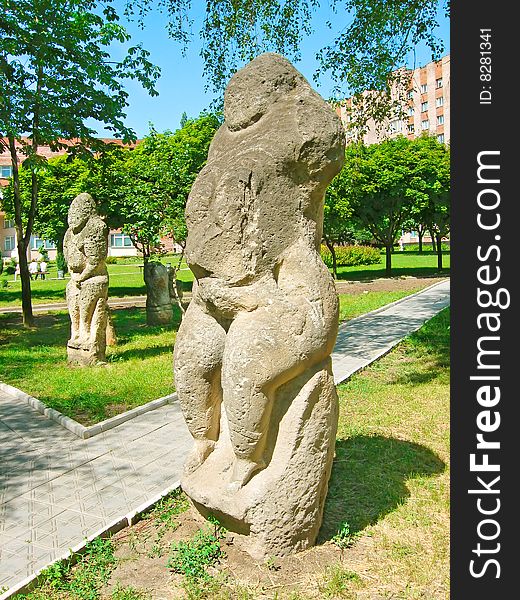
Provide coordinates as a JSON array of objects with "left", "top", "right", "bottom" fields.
[
  {"left": 174, "top": 301, "right": 227, "bottom": 473},
  {"left": 67, "top": 279, "right": 108, "bottom": 366},
  {"left": 66, "top": 280, "right": 81, "bottom": 346},
  {"left": 181, "top": 360, "right": 339, "bottom": 560}
]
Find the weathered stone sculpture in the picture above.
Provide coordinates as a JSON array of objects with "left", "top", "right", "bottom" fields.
[
  {"left": 64, "top": 193, "right": 109, "bottom": 366},
  {"left": 144, "top": 261, "right": 173, "bottom": 325},
  {"left": 173, "top": 53, "right": 345, "bottom": 558}
]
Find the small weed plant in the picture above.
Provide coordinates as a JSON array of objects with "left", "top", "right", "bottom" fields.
[
  {"left": 15, "top": 537, "right": 115, "bottom": 600},
  {"left": 167, "top": 516, "right": 226, "bottom": 583},
  {"left": 331, "top": 521, "right": 361, "bottom": 550}
]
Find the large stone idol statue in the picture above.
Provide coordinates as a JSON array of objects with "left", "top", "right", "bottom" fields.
[
  {"left": 174, "top": 53, "right": 345, "bottom": 558},
  {"left": 64, "top": 193, "right": 109, "bottom": 366}
]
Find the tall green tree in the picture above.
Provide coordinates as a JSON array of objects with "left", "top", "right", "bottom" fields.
[
  {"left": 115, "top": 114, "right": 220, "bottom": 317},
  {"left": 323, "top": 180, "right": 372, "bottom": 279},
  {"left": 127, "top": 0, "right": 448, "bottom": 128},
  {"left": 0, "top": 0, "right": 159, "bottom": 326},
  {"left": 336, "top": 135, "right": 449, "bottom": 276},
  {"left": 120, "top": 114, "right": 220, "bottom": 258},
  {"left": 3, "top": 155, "right": 90, "bottom": 251},
  {"left": 415, "top": 139, "right": 450, "bottom": 269},
  {"left": 402, "top": 139, "right": 450, "bottom": 262}
]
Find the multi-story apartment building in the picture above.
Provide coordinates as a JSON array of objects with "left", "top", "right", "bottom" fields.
[
  {"left": 336, "top": 54, "right": 450, "bottom": 247},
  {"left": 336, "top": 54, "right": 450, "bottom": 146},
  {"left": 0, "top": 138, "right": 182, "bottom": 263}
]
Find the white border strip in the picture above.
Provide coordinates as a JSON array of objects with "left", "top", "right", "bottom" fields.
[
  {"left": 0, "top": 381, "right": 177, "bottom": 439},
  {"left": 0, "top": 480, "right": 181, "bottom": 600}
]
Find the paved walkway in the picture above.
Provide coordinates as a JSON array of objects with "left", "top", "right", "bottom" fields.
[
  {"left": 0, "top": 280, "right": 450, "bottom": 595},
  {"left": 0, "top": 296, "right": 148, "bottom": 314}
]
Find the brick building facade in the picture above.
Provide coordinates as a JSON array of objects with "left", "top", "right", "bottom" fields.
[{"left": 336, "top": 55, "right": 450, "bottom": 247}]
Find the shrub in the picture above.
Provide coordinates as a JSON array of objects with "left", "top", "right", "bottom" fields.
[
  {"left": 321, "top": 245, "right": 381, "bottom": 268},
  {"left": 0, "top": 260, "right": 3, "bottom": 276},
  {"left": 4, "top": 257, "right": 17, "bottom": 275},
  {"left": 56, "top": 251, "right": 68, "bottom": 273},
  {"left": 106, "top": 256, "right": 118, "bottom": 264},
  {"left": 402, "top": 243, "right": 450, "bottom": 252}
]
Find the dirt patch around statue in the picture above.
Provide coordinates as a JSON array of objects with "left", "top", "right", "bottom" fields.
[{"left": 106, "top": 503, "right": 356, "bottom": 599}]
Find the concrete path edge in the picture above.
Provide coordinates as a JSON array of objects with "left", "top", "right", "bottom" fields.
[
  {"left": 335, "top": 278, "right": 450, "bottom": 385},
  {"left": 0, "top": 481, "right": 181, "bottom": 600},
  {"left": 0, "top": 381, "right": 177, "bottom": 439}
]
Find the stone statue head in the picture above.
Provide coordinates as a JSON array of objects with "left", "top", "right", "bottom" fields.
[
  {"left": 68, "top": 193, "right": 97, "bottom": 232},
  {"left": 224, "top": 53, "right": 303, "bottom": 132}
]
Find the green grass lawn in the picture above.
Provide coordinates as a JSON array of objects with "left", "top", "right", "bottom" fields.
[
  {"left": 0, "top": 251, "right": 448, "bottom": 308},
  {"left": 0, "top": 307, "right": 180, "bottom": 424},
  {"left": 0, "top": 258, "right": 194, "bottom": 308},
  {"left": 14, "top": 308, "right": 450, "bottom": 600},
  {"left": 338, "top": 288, "right": 422, "bottom": 322},
  {"left": 0, "top": 290, "right": 422, "bottom": 425},
  {"left": 336, "top": 250, "right": 450, "bottom": 280}
]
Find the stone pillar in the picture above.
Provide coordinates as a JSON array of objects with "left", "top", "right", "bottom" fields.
[
  {"left": 173, "top": 53, "right": 346, "bottom": 558},
  {"left": 63, "top": 193, "right": 109, "bottom": 366}
]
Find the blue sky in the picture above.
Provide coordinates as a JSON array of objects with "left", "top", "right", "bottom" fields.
[{"left": 99, "top": 1, "right": 450, "bottom": 138}]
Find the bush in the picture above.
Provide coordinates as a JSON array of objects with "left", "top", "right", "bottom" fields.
[
  {"left": 56, "top": 251, "right": 68, "bottom": 273},
  {"left": 106, "top": 256, "right": 118, "bottom": 264},
  {"left": 321, "top": 245, "right": 381, "bottom": 268},
  {"left": 4, "top": 257, "right": 17, "bottom": 275},
  {"left": 0, "top": 260, "right": 3, "bottom": 276},
  {"left": 402, "top": 243, "right": 450, "bottom": 252}
]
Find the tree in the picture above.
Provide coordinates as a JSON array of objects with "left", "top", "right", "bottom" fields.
[
  {"left": 323, "top": 178, "right": 372, "bottom": 279},
  {"left": 0, "top": 0, "right": 159, "bottom": 326},
  {"left": 127, "top": 0, "right": 448, "bottom": 129},
  {"left": 402, "top": 139, "right": 450, "bottom": 259},
  {"left": 416, "top": 140, "right": 450, "bottom": 269},
  {"left": 3, "top": 154, "right": 90, "bottom": 251},
  {"left": 336, "top": 136, "right": 448, "bottom": 276},
  {"left": 110, "top": 114, "right": 221, "bottom": 318}
]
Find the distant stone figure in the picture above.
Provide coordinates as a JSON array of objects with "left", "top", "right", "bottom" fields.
[
  {"left": 144, "top": 261, "right": 173, "bottom": 325},
  {"left": 174, "top": 53, "right": 345, "bottom": 558},
  {"left": 64, "top": 193, "right": 109, "bottom": 366}
]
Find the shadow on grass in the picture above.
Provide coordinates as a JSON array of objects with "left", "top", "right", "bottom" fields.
[
  {"left": 0, "top": 312, "right": 69, "bottom": 347},
  {"left": 336, "top": 266, "right": 450, "bottom": 282},
  {"left": 108, "top": 344, "right": 173, "bottom": 362},
  {"left": 319, "top": 434, "right": 445, "bottom": 543}
]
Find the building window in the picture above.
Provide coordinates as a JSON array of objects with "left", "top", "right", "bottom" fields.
[
  {"left": 421, "top": 101, "right": 428, "bottom": 112},
  {"left": 437, "top": 133, "right": 445, "bottom": 143},
  {"left": 31, "top": 236, "right": 57, "bottom": 250},
  {"left": 1, "top": 166, "right": 12, "bottom": 178},
  {"left": 420, "top": 83, "right": 427, "bottom": 93},
  {"left": 437, "top": 115, "right": 445, "bottom": 125},
  {"left": 407, "top": 107, "right": 415, "bottom": 116},
  {"left": 389, "top": 120, "right": 403, "bottom": 133},
  {"left": 110, "top": 233, "right": 133, "bottom": 248},
  {"left": 436, "top": 78, "right": 443, "bottom": 88},
  {"left": 421, "top": 120, "right": 430, "bottom": 130},
  {"left": 407, "top": 124, "right": 415, "bottom": 133},
  {"left": 3, "top": 218, "right": 15, "bottom": 229},
  {"left": 4, "top": 236, "right": 15, "bottom": 252},
  {"left": 407, "top": 90, "right": 414, "bottom": 99},
  {"left": 436, "top": 96, "right": 444, "bottom": 107}
]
